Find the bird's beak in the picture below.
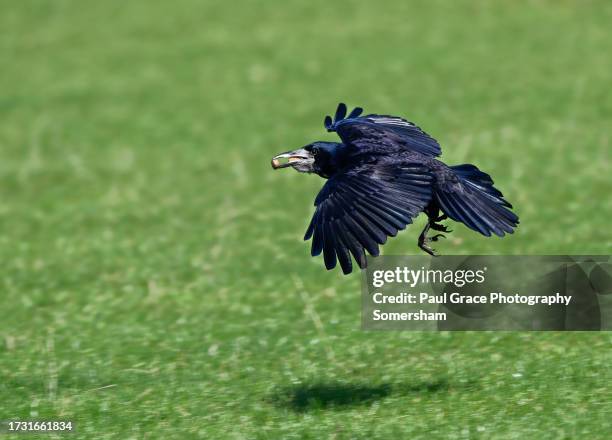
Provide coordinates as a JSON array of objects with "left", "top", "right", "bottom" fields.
[{"left": 271, "top": 148, "right": 312, "bottom": 170}]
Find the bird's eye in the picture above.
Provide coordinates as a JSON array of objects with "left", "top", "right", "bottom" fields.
[{"left": 312, "top": 148, "right": 320, "bottom": 156}]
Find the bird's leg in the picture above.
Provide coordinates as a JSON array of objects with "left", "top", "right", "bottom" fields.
[
  {"left": 430, "top": 222, "right": 452, "bottom": 233},
  {"left": 418, "top": 212, "right": 450, "bottom": 256},
  {"left": 418, "top": 222, "right": 437, "bottom": 256},
  {"left": 430, "top": 213, "right": 452, "bottom": 233},
  {"left": 429, "top": 234, "right": 446, "bottom": 241}
]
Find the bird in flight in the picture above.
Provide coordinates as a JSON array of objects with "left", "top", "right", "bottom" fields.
[{"left": 271, "top": 103, "right": 519, "bottom": 274}]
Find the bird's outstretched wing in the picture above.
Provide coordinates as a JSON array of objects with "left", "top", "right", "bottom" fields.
[
  {"left": 304, "top": 162, "right": 433, "bottom": 274},
  {"left": 324, "top": 103, "right": 442, "bottom": 157}
]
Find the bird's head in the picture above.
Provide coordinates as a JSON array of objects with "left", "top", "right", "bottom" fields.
[{"left": 271, "top": 141, "right": 343, "bottom": 177}]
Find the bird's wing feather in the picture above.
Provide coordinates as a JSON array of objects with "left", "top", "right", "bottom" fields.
[
  {"left": 433, "top": 164, "right": 519, "bottom": 237},
  {"left": 325, "top": 103, "right": 442, "bottom": 157},
  {"left": 305, "top": 162, "right": 433, "bottom": 274}
]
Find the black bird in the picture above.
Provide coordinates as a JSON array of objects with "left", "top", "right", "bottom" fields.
[{"left": 272, "top": 103, "right": 519, "bottom": 274}]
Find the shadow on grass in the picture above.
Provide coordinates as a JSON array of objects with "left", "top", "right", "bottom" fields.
[{"left": 272, "top": 379, "right": 463, "bottom": 412}]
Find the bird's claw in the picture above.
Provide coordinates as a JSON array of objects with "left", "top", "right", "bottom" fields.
[
  {"left": 419, "top": 242, "right": 437, "bottom": 256},
  {"left": 417, "top": 214, "right": 450, "bottom": 256},
  {"left": 430, "top": 222, "right": 452, "bottom": 233}
]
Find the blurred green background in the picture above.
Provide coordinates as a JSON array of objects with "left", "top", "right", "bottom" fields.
[{"left": 0, "top": 0, "right": 611, "bottom": 438}]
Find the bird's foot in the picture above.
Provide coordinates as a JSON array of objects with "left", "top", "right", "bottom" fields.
[
  {"left": 430, "top": 222, "right": 452, "bottom": 233},
  {"left": 418, "top": 234, "right": 443, "bottom": 255},
  {"left": 418, "top": 241, "right": 437, "bottom": 256},
  {"left": 428, "top": 234, "right": 446, "bottom": 242},
  {"left": 417, "top": 216, "right": 449, "bottom": 256},
  {"left": 418, "top": 231, "right": 447, "bottom": 256}
]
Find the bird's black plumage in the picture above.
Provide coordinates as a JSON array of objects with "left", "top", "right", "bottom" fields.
[
  {"left": 272, "top": 103, "right": 519, "bottom": 274},
  {"left": 325, "top": 102, "right": 442, "bottom": 157}
]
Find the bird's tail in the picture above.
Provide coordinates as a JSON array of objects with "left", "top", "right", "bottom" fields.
[{"left": 433, "top": 164, "right": 519, "bottom": 237}]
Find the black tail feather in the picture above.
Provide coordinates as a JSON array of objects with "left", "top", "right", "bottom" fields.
[{"left": 435, "top": 164, "right": 519, "bottom": 237}]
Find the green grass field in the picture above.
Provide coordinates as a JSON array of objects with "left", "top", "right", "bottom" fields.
[{"left": 1, "top": 1, "right": 611, "bottom": 438}]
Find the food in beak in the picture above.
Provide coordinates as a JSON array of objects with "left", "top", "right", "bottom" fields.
[
  {"left": 271, "top": 154, "right": 300, "bottom": 169},
  {"left": 271, "top": 148, "right": 311, "bottom": 170}
]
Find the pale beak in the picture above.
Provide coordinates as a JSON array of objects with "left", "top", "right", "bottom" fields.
[{"left": 271, "top": 148, "right": 311, "bottom": 170}]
